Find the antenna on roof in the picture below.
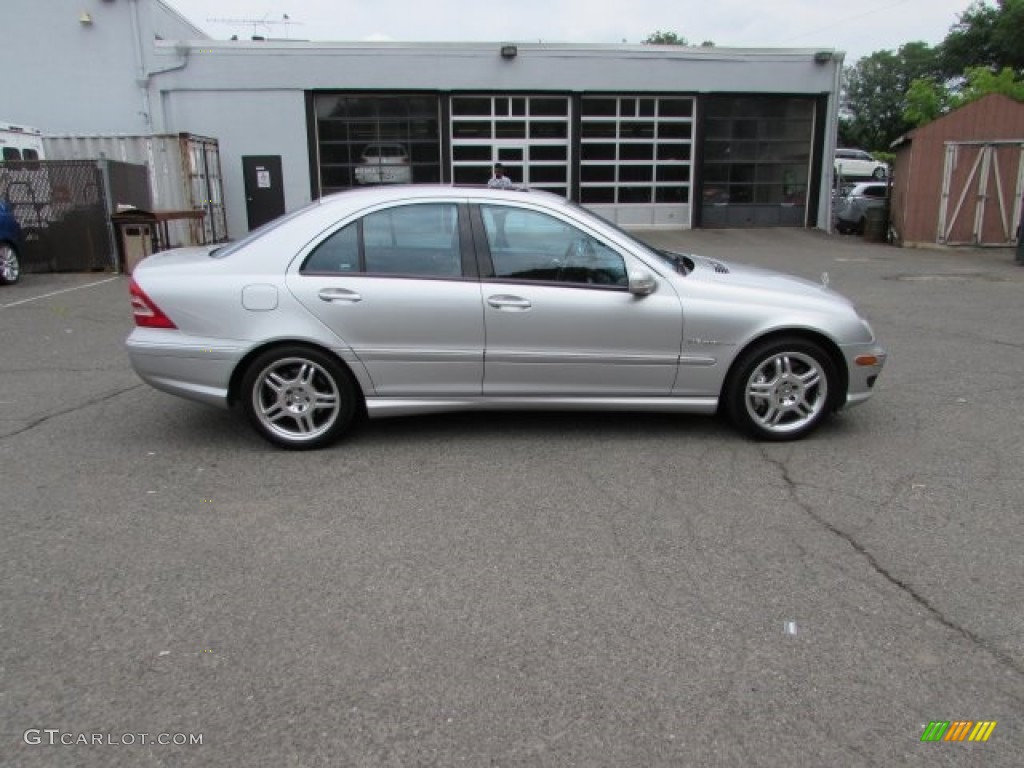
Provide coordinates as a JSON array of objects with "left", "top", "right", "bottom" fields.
[{"left": 206, "top": 14, "right": 303, "bottom": 40}]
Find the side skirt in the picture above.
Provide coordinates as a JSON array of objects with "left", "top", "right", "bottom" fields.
[{"left": 364, "top": 396, "right": 719, "bottom": 420}]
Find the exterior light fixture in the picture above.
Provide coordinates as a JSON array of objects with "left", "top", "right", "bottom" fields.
[
  {"left": 79, "top": 11, "right": 93, "bottom": 24},
  {"left": 813, "top": 51, "right": 833, "bottom": 64},
  {"left": 500, "top": 45, "right": 518, "bottom": 59}
]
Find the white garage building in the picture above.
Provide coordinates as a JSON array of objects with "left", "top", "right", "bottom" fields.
[{"left": 2, "top": 0, "right": 844, "bottom": 240}]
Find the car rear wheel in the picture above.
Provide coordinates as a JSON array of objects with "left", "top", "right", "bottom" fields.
[
  {"left": 241, "top": 346, "right": 357, "bottom": 450},
  {"left": 725, "top": 337, "right": 837, "bottom": 441},
  {"left": 0, "top": 243, "right": 20, "bottom": 285},
  {"left": 872, "top": 167, "right": 886, "bottom": 179}
]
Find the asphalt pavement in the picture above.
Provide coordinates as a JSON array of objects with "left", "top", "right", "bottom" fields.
[{"left": 1, "top": 230, "right": 1022, "bottom": 766}]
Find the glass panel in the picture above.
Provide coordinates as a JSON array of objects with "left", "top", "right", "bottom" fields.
[
  {"left": 580, "top": 187, "right": 615, "bottom": 203},
  {"left": 529, "top": 165, "right": 567, "bottom": 184},
  {"left": 498, "top": 148, "right": 524, "bottom": 162},
  {"left": 657, "top": 143, "right": 691, "bottom": 161},
  {"left": 529, "top": 121, "right": 568, "bottom": 140},
  {"left": 495, "top": 99, "right": 509, "bottom": 116},
  {"left": 303, "top": 222, "right": 359, "bottom": 273},
  {"left": 530, "top": 98, "right": 568, "bottom": 116},
  {"left": 453, "top": 121, "right": 492, "bottom": 139},
  {"left": 639, "top": 99, "right": 655, "bottom": 117},
  {"left": 581, "top": 165, "right": 615, "bottom": 182},
  {"left": 658, "top": 122, "right": 692, "bottom": 139},
  {"left": 511, "top": 98, "right": 526, "bottom": 116},
  {"left": 656, "top": 187, "right": 690, "bottom": 203},
  {"left": 580, "top": 143, "right": 616, "bottom": 161},
  {"left": 454, "top": 166, "right": 489, "bottom": 184},
  {"left": 453, "top": 145, "right": 492, "bottom": 162},
  {"left": 531, "top": 145, "right": 567, "bottom": 161},
  {"left": 656, "top": 164, "right": 690, "bottom": 183},
  {"left": 496, "top": 121, "right": 526, "bottom": 139},
  {"left": 620, "top": 143, "right": 653, "bottom": 161},
  {"left": 619, "top": 165, "right": 652, "bottom": 183},
  {"left": 620, "top": 98, "right": 636, "bottom": 117},
  {"left": 581, "top": 122, "right": 616, "bottom": 139},
  {"left": 621, "top": 122, "right": 655, "bottom": 139},
  {"left": 452, "top": 97, "right": 491, "bottom": 116},
  {"left": 363, "top": 204, "right": 462, "bottom": 277},
  {"left": 481, "top": 206, "right": 626, "bottom": 287},
  {"left": 659, "top": 99, "right": 693, "bottom": 117},
  {"left": 619, "top": 187, "right": 652, "bottom": 203},
  {"left": 582, "top": 98, "right": 616, "bottom": 117}
]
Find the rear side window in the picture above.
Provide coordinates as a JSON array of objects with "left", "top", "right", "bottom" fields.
[
  {"left": 2, "top": 147, "right": 21, "bottom": 162},
  {"left": 302, "top": 203, "right": 463, "bottom": 278}
]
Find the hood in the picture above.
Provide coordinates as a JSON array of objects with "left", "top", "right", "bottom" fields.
[{"left": 685, "top": 254, "right": 852, "bottom": 306}]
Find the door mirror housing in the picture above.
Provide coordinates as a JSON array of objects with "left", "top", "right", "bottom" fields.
[{"left": 628, "top": 270, "right": 657, "bottom": 296}]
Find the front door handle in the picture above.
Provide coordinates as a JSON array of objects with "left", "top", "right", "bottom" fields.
[
  {"left": 318, "top": 287, "right": 362, "bottom": 303},
  {"left": 487, "top": 294, "right": 532, "bottom": 311}
]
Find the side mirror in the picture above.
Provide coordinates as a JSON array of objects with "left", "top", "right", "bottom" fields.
[{"left": 628, "top": 270, "right": 657, "bottom": 297}]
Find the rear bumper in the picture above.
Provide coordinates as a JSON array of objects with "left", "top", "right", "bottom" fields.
[{"left": 126, "top": 329, "right": 246, "bottom": 409}]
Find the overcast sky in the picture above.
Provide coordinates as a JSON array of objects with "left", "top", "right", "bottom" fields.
[{"left": 166, "top": 0, "right": 974, "bottom": 63}]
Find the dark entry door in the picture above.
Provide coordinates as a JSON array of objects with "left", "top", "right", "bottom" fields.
[{"left": 242, "top": 156, "right": 285, "bottom": 230}]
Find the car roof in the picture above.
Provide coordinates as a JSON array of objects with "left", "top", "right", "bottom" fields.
[{"left": 314, "top": 184, "right": 571, "bottom": 211}]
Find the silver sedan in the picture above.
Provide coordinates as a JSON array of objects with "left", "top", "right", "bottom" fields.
[{"left": 126, "top": 186, "right": 886, "bottom": 449}]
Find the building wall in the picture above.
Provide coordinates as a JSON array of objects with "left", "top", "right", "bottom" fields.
[
  {"left": 162, "top": 91, "right": 312, "bottom": 238},
  {"left": 893, "top": 95, "right": 1024, "bottom": 246},
  {"left": 2, "top": 1, "right": 843, "bottom": 237}
]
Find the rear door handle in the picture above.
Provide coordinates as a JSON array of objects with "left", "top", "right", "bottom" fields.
[
  {"left": 487, "top": 295, "right": 532, "bottom": 311},
  {"left": 318, "top": 287, "right": 362, "bottom": 303}
]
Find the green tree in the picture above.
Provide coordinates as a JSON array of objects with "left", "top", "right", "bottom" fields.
[
  {"left": 841, "top": 42, "right": 940, "bottom": 150},
  {"left": 938, "top": 0, "right": 1024, "bottom": 78},
  {"left": 643, "top": 31, "right": 687, "bottom": 45},
  {"left": 904, "top": 66, "right": 1024, "bottom": 127}
]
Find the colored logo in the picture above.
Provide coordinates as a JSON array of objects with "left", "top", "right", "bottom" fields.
[{"left": 921, "top": 721, "right": 997, "bottom": 742}]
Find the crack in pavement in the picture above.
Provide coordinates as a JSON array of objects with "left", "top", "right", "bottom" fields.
[
  {"left": 758, "top": 446, "right": 1024, "bottom": 680},
  {"left": 0, "top": 384, "right": 144, "bottom": 442}
]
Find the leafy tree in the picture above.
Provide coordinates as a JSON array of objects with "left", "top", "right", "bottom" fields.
[
  {"left": 904, "top": 66, "right": 1024, "bottom": 126},
  {"left": 643, "top": 31, "right": 687, "bottom": 45},
  {"left": 938, "top": 0, "right": 1024, "bottom": 78},
  {"left": 840, "top": 42, "right": 940, "bottom": 150}
]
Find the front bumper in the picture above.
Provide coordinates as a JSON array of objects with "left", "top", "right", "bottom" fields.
[{"left": 841, "top": 342, "right": 887, "bottom": 408}]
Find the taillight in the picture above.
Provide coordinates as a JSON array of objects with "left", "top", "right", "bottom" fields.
[{"left": 129, "top": 278, "right": 177, "bottom": 329}]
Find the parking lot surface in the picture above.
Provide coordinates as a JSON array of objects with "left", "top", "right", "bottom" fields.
[{"left": 2, "top": 230, "right": 1022, "bottom": 766}]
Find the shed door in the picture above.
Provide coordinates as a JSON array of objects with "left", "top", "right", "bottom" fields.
[{"left": 938, "top": 142, "right": 1024, "bottom": 246}]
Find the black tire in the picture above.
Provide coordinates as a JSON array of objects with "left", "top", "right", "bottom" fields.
[
  {"left": 240, "top": 345, "right": 358, "bottom": 450},
  {"left": 724, "top": 337, "right": 838, "bottom": 441},
  {"left": 0, "top": 242, "right": 20, "bottom": 285}
]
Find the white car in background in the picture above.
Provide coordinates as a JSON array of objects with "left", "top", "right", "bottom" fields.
[
  {"left": 834, "top": 148, "right": 888, "bottom": 180},
  {"left": 354, "top": 143, "right": 413, "bottom": 185}
]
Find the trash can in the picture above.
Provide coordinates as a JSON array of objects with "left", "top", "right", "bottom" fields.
[
  {"left": 111, "top": 209, "right": 157, "bottom": 274},
  {"left": 863, "top": 206, "right": 888, "bottom": 243}
]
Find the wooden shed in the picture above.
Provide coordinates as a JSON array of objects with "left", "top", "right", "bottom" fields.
[{"left": 890, "top": 94, "right": 1024, "bottom": 248}]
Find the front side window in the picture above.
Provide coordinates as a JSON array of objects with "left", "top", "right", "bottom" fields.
[
  {"left": 480, "top": 205, "right": 628, "bottom": 287},
  {"left": 302, "top": 203, "right": 462, "bottom": 278}
]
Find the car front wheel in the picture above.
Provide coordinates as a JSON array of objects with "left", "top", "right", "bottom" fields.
[
  {"left": 241, "top": 346, "right": 358, "bottom": 449},
  {"left": 725, "top": 338, "right": 838, "bottom": 441},
  {"left": 0, "top": 243, "right": 20, "bottom": 285},
  {"left": 872, "top": 166, "right": 887, "bottom": 179}
]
